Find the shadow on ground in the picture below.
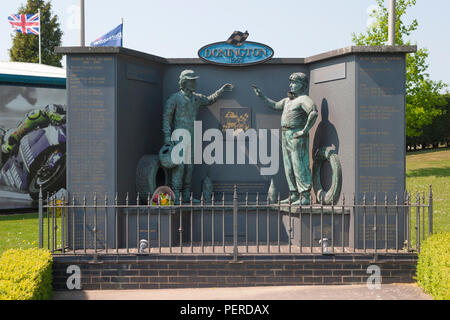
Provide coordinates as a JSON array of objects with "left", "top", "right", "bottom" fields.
[
  {"left": 0, "top": 212, "right": 38, "bottom": 221},
  {"left": 407, "top": 166, "right": 450, "bottom": 178},
  {"left": 53, "top": 290, "right": 88, "bottom": 300}
]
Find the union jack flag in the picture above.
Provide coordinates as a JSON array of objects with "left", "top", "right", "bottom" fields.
[{"left": 8, "top": 13, "right": 40, "bottom": 35}]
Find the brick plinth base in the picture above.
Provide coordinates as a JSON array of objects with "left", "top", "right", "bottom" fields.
[{"left": 52, "top": 254, "right": 417, "bottom": 290}]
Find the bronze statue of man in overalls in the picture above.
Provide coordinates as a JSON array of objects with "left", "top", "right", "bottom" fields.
[
  {"left": 162, "top": 70, "right": 233, "bottom": 203},
  {"left": 252, "top": 72, "right": 318, "bottom": 205}
]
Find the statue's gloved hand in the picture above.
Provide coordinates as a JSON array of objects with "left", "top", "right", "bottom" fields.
[
  {"left": 251, "top": 84, "right": 263, "bottom": 98},
  {"left": 221, "top": 83, "right": 234, "bottom": 92}
]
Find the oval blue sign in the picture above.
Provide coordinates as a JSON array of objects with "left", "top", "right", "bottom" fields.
[{"left": 198, "top": 41, "right": 274, "bottom": 66}]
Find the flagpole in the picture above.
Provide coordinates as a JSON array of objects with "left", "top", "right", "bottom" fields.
[
  {"left": 80, "top": 0, "right": 85, "bottom": 46},
  {"left": 388, "top": 0, "right": 396, "bottom": 46},
  {"left": 38, "top": 9, "right": 41, "bottom": 64}
]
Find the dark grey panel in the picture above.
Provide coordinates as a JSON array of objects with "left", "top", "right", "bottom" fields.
[
  {"left": 356, "top": 54, "right": 406, "bottom": 197},
  {"left": 116, "top": 56, "right": 164, "bottom": 202},
  {"left": 162, "top": 64, "right": 309, "bottom": 200},
  {"left": 126, "top": 62, "right": 160, "bottom": 84},
  {"left": 309, "top": 55, "right": 357, "bottom": 207},
  {"left": 66, "top": 55, "right": 117, "bottom": 248},
  {"left": 355, "top": 54, "right": 406, "bottom": 248},
  {"left": 67, "top": 56, "right": 116, "bottom": 197}
]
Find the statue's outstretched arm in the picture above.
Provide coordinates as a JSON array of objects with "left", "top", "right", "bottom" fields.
[
  {"left": 267, "top": 97, "right": 285, "bottom": 111},
  {"left": 203, "top": 83, "right": 234, "bottom": 106},
  {"left": 162, "top": 97, "right": 176, "bottom": 144},
  {"left": 252, "top": 85, "right": 284, "bottom": 111}
]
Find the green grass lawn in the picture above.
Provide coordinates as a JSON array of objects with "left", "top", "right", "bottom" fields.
[
  {"left": 0, "top": 213, "right": 39, "bottom": 253},
  {"left": 0, "top": 148, "right": 449, "bottom": 255},
  {"left": 0, "top": 212, "right": 61, "bottom": 254},
  {"left": 406, "top": 148, "right": 450, "bottom": 235}
]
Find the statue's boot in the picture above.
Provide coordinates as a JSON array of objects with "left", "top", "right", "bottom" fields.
[
  {"left": 292, "top": 192, "right": 311, "bottom": 206},
  {"left": 183, "top": 189, "right": 200, "bottom": 204},
  {"left": 173, "top": 189, "right": 182, "bottom": 205},
  {"left": 171, "top": 167, "right": 184, "bottom": 204},
  {"left": 280, "top": 192, "right": 300, "bottom": 204}
]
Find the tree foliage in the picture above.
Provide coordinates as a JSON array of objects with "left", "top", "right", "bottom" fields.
[
  {"left": 9, "top": 0, "right": 63, "bottom": 67},
  {"left": 407, "top": 94, "right": 450, "bottom": 150},
  {"left": 352, "top": 0, "right": 447, "bottom": 137}
]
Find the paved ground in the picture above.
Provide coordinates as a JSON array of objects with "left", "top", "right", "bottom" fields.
[{"left": 53, "top": 283, "right": 432, "bottom": 300}]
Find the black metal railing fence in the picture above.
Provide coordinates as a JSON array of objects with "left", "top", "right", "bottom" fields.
[{"left": 38, "top": 185, "right": 433, "bottom": 257}]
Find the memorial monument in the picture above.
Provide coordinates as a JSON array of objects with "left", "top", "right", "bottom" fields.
[{"left": 57, "top": 30, "right": 416, "bottom": 249}]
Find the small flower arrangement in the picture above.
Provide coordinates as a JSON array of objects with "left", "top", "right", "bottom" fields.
[
  {"left": 151, "top": 186, "right": 175, "bottom": 206},
  {"left": 152, "top": 192, "right": 174, "bottom": 206}
]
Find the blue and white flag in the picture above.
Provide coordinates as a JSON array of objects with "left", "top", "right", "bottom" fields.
[{"left": 91, "top": 24, "right": 122, "bottom": 47}]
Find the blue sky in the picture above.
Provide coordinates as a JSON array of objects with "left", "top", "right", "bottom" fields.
[{"left": 1, "top": 0, "right": 449, "bottom": 87}]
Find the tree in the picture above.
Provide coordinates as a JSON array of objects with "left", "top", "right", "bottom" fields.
[
  {"left": 421, "top": 94, "right": 450, "bottom": 148},
  {"left": 9, "top": 0, "right": 63, "bottom": 67},
  {"left": 352, "top": 0, "right": 447, "bottom": 138}
]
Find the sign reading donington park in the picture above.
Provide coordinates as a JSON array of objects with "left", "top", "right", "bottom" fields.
[{"left": 198, "top": 31, "right": 274, "bottom": 66}]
